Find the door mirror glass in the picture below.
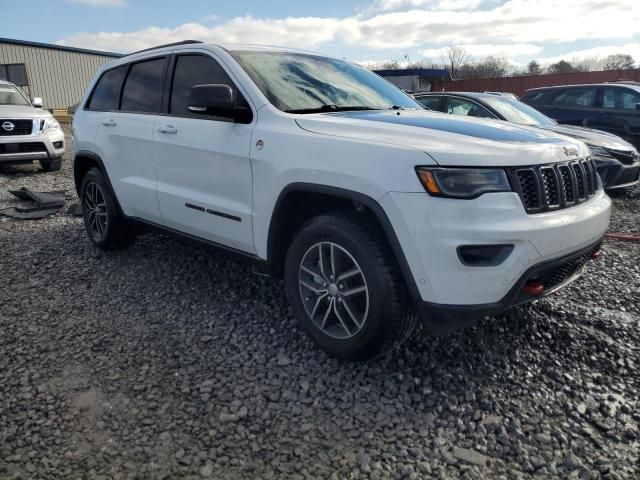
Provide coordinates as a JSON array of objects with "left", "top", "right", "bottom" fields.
[
  {"left": 188, "top": 84, "right": 235, "bottom": 115},
  {"left": 32, "top": 97, "right": 43, "bottom": 108}
]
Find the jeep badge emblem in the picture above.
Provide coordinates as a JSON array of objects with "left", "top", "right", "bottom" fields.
[
  {"left": 563, "top": 146, "right": 578, "bottom": 157},
  {"left": 2, "top": 121, "right": 15, "bottom": 132}
]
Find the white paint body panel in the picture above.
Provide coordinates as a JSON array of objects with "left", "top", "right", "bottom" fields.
[{"left": 72, "top": 43, "right": 611, "bottom": 308}]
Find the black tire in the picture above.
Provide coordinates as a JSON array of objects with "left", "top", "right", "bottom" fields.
[
  {"left": 39, "top": 157, "right": 62, "bottom": 172},
  {"left": 80, "top": 167, "right": 135, "bottom": 250},
  {"left": 284, "top": 211, "right": 413, "bottom": 361}
]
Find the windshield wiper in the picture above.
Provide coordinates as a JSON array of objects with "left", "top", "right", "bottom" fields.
[{"left": 285, "top": 105, "right": 382, "bottom": 114}]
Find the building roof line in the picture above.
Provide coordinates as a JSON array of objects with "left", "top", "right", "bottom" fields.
[{"left": 0, "top": 37, "right": 124, "bottom": 58}]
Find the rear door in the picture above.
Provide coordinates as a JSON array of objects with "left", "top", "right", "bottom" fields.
[
  {"left": 154, "top": 52, "right": 256, "bottom": 253},
  {"left": 543, "top": 86, "right": 598, "bottom": 127},
  {"left": 92, "top": 56, "right": 168, "bottom": 223}
]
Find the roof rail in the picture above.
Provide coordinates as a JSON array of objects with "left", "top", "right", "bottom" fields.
[{"left": 127, "top": 40, "right": 204, "bottom": 56}]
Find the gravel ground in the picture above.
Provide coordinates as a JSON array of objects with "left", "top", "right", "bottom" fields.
[{"left": 1, "top": 128, "right": 638, "bottom": 479}]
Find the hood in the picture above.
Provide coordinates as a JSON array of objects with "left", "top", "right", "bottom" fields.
[
  {"left": 535, "top": 124, "right": 636, "bottom": 151},
  {"left": 0, "top": 104, "right": 52, "bottom": 119},
  {"left": 295, "top": 110, "right": 589, "bottom": 167}
]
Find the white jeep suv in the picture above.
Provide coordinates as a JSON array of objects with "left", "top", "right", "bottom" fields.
[
  {"left": 72, "top": 41, "right": 611, "bottom": 360},
  {"left": 0, "top": 80, "right": 65, "bottom": 171}
]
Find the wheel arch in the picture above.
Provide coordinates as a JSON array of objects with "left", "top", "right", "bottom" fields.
[
  {"left": 267, "top": 183, "right": 420, "bottom": 301},
  {"left": 73, "top": 150, "right": 124, "bottom": 215}
]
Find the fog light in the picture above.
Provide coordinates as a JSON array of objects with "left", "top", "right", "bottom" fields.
[
  {"left": 53, "top": 141, "right": 64, "bottom": 149},
  {"left": 457, "top": 244, "right": 514, "bottom": 267}
]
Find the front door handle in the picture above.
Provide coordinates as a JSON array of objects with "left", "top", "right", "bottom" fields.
[
  {"left": 158, "top": 125, "right": 178, "bottom": 134},
  {"left": 102, "top": 119, "right": 116, "bottom": 127}
]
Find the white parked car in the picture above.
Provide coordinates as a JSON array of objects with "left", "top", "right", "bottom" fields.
[
  {"left": 0, "top": 80, "right": 64, "bottom": 171},
  {"left": 72, "top": 42, "right": 611, "bottom": 360}
]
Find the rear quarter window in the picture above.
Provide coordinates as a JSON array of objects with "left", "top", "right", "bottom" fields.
[
  {"left": 87, "top": 65, "right": 127, "bottom": 111},
  {"left": 522, "top": 89, "right": 559, "bottom": 105}
]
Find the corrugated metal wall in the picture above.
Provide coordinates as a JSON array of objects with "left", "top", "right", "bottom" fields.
[
  {"left": 0, "top": 41, "right": 117, "bottom": 109},
  {"left": 431, "top": 69, "right": 640, "bottom": 97}
]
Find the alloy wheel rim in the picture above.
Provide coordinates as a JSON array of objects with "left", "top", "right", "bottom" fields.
[
  {"left": 298, "top": 241, "right": 369, "bottom": 340},
  {"left": 84, "top": 182, "right": 108, "bottom": 241}
]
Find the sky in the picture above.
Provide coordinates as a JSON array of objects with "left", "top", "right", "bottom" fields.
[{"left": 1, "top": 0, "right": 639, "bottom": 68}]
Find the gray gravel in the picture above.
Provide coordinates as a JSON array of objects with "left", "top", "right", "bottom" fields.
[{"left": 1, "top": 128, "right": 639, "bottom": 479}]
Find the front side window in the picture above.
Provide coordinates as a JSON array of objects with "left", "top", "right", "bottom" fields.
[
  {"left": 445, "top": 97, "right": 494, "bottom": 118},
  {"left": 603, "top": 87, "right": 640, "bottom": 110},
  {"left": 230, "top": 51, "right": 421, "bottom": 113},
  {"left": 482, "top": 96, "right": 556, "bottom": 126},
  {"left": 121, "top": 58, "right": 166, "bottom": 113},
  {"left": 552, "top": 87, "right": 596, "bottom": 107},
  {"left": 0, "top": 83, "right": 30, "bottom": 106},
  {"left": 416, "top": 96, "right": 442, "bottom": 110},
  {"left": 170, "top": 54, "right": 247, "bottom": 117},
  {"left": 87, "top": 65, "right": 127, "bottom": 111}
]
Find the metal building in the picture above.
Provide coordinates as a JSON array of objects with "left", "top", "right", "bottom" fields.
[
  {"left": 374, "top": 68, "right": 452, "bottom": 93},
  {"left": 0, "top": 37, "right": 123, "bottom": 110}
]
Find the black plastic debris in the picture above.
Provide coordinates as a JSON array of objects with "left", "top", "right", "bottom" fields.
[
  {"left": 67, "top": 202, "right": 83, "bottom": 216},
  {"left": 0, "top": 187, "right": 67, "bottom": 219}
]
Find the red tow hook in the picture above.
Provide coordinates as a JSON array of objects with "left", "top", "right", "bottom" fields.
[{"left": 523, "top": 282, "right": 545, "bottom": 296}]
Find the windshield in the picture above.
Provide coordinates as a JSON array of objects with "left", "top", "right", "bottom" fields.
[
  {"left": 231, "top": 51, "right": 422, "bottom": 113},
  {"left": 482, "top": 96, "right": 555, "bottom": 126},
  {"left": 0, "top": 84, "right": 30, "bottom": 106}
]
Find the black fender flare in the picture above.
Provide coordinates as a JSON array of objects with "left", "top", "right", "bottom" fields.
[
  {"left": 73, "top": 150, "right": 125, "bottom": 215},
  {"left": 267, "top": 183, "right": 421, "bottom": 301}
]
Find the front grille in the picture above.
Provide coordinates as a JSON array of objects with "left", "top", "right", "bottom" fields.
[
  {"left": 616, "top": 165, "right": 640, "bottom": 185},
  {"left": 607, "top": 148, "right": 639, "bottom": 165},
  {"left": 0, "top": 142, "right": 46, "bottom": 154},
  {"left": 510, "top": 159, "right": 598, "bottom": 213},
  {"left": 0, "top": 119, "right": 33, "bottom": 136},
  {"left": 531, "top": 252, "right": 591, "bottom": 291}
]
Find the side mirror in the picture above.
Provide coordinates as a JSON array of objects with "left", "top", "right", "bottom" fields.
[
  {"left": 32, "top": 97, "right": 43, "bottom": 108},
  {"left": 188, "top": 84, "right": 235, "bottom": 115}
]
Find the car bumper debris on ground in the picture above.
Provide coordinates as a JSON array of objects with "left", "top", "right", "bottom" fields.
[{"left": 0, "top": 128, "right": 638, "bottom": 479}]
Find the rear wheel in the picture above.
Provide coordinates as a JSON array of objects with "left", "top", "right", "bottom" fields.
[
  {"left": 39, "top": 158, "right": 62, "bottom": 172},
  {"left": 284, "top": 211, "right": 413, "bottom": 361},
  {"left": 80, "top": 167, "right": 135, "bottom": 249}
]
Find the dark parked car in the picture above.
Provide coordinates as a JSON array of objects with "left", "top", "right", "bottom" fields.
[
  {"left": 521, "top": 83, "right": 640, "bottom": 151},
  {"left": 415, "top": 91, "right": 640, "bottom": 190}
]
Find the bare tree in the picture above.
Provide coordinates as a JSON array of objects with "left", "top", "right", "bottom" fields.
[
  {"left": 445, "top": 46, "right": 471, "bottom": 78},
  {"left": 547, "top": 60, "right": 576, "bottom": 74},
  {"left": 527, "top": 60, "right": 542, "bottom": 75},
  {"left": 603, "top": 54, "right": 635, "bottom": 70}
]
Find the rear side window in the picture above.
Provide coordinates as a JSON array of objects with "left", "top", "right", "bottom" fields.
[
  {"left": 416, "top": 96, "right": 442, "bottom": 110},
  {"left": 169, "top": 54, "right": 247, "bottom": 118},
  {"left": 551, "top": 87, "right": 596, "bottom": 107},
  {"left": 121, "top": 58, "right": 166, "bottom": 113},
  {"left": 522, "top": 89, "right": 559, "bottom": 105},
  {"left": 87, "top": 65, "right": 127, "bottom": 111}
]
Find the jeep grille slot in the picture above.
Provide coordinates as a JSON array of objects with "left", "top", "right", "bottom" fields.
[{"left": 511, "top": 159, "right": 598, "bottom": 214}]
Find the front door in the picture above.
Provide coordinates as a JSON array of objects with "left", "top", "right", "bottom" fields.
[{"left": 154, "top": 53, "right": 256, "bottom": 253}]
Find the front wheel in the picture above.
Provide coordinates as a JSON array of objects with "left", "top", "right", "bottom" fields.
[{"left": 284, "top": 211, "right": 413, "bottom": 361}]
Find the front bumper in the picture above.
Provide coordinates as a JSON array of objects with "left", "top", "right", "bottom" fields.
[
  {"left": 381, "top": 188, "right": 611, "bottom": 307},
  {"left": 417, "top": 239, "right": 602, "bottom": 334},
  {"left": 0, "top": 130, "right": 64, "bottom": 164},
  {"left": 594, "top": 156, "right": 640, "bottom": 189}
]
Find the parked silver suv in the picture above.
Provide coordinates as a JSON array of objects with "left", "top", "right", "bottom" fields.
[{"left": 0, "top": 80, "right": 65, "bottom": 171}]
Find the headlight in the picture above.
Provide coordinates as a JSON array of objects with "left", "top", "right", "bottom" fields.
[
  {"left": 42, "top": 118, "right": 61, "bottom": 133},
  {"left": 416, "top": 167, "right": 511, "bottom": 199},
  {"left": 588, "top": 146, "right": 612, "bottom": 158}
]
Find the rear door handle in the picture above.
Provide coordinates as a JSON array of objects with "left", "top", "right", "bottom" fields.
[
  {"left": 158, "top": 125, "right": 177, "bottom": 134},
  {"left": 101, "top": 119, "right": 116, "bottom": 127}
]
